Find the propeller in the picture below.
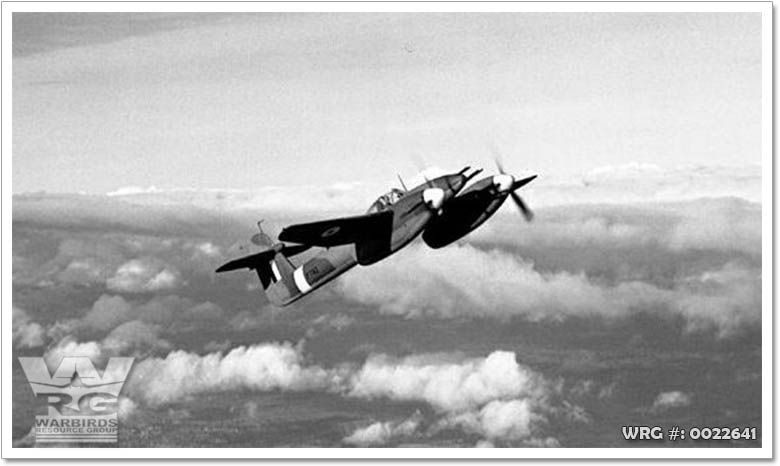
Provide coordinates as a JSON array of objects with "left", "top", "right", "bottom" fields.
[
  {"left": 397, "top": 174, "right": 409, "bottom": 192},
  {"left": 494, "top": 158, "right": 535, "bottom": 222},
  {"left": 410, "top": 153, "right": 436, "bottom": 188}
]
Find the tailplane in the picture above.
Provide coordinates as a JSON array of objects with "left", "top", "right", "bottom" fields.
[{"left": 216, "top": 221, "right": 311, "bottom": 306}]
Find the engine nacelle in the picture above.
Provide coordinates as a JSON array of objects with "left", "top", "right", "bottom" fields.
[
  {"left": 422, "top": 188, "right": 445, "bottom": 210},
  {"left": 422, "top": 177, "right": 508, "bottom": 249}
]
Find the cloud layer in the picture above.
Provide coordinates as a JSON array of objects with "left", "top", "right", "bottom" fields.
[
  {"left": 338, "top": 243, "right": 760, "bottom": 336},
  {"left": 46, "top": 336, "right": 576, "bottom": 446}
]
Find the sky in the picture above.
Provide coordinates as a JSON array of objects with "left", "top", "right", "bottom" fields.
[
  {"left": 11, "top": 11, "right": 764, "bottom": 451},
  {"left": 13, "top": 12, "right": 762, "bottom": 194}
]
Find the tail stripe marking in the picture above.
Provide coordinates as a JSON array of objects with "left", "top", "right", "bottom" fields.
[
  {"left": 271, "top": 261, "right": 282, "bottom": 282},
  {"left": 293, "top": 266, "right": 312, "bottom": 294}
]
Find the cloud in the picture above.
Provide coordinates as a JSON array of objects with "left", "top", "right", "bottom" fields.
[
  {"left": 13, "top": 161, "right": 761, "bottom": 229},
  {"left": 83, "top": 294, "right": 134, "bottom": 330},
  {"left": 339, "top": 244, "right": 627, "bottom": 320},
  {"left": 348, "top": 351, "right": 549, "bottom": 412},
  {"left": 13, "top": 183, "right": 760, "bottom": 349},
  {"left": 13, "top": 193, "right": 244, "bottom": 238},
  {"left": 474, "top": 197, "right": 760, "bottom": 257},
  {"left": 107, "top": 258, "right": 181, "bottom": 293},
  {"left": 117, "top": 397, "right": 138, "bottom": 422},
  {"left": 36, "top": 292, "right": 226, "bottom": 365},
  {"left": 348, "top": 350, "right": 570, "bottom": 445},
  {"left": 343, "top": 412, "right": 423, "bottom": 446},
  {"left": 41, "top": 293, "right": 228, "bottom": 354},
  {"left": 13, "top": 226, "right": 225, "bottom": 295},
  {"left": 102, "top": 320, "right": 172, "bottom": 356},
  {"left": 13, "top": 307, "right": 45, "bottom": 349},
  {"left": 44, "top": 338, "right": 103, "bottom": 369},
  {"left": 87, "top": 340, "right": 576, "bottom": 445},
  {"left": 533, "top": 163, "right": 761, "bottom": 207},
  {"left": 651, "top": 391, "right": 692, "bottom": 412},
  {"left": 673, "top": 262, "right": 761, "bottom": 336},
  {"left": 437, "top": 399, "right": 543, "bottom": 442},
  {"left": 13, "top": 235, "right": 126, "bottom": 288},
  {"left": 666, "top": 198, "right": 761, "bottom": 255},
  {"left": 124, "top": 342, "right": 341, "bottom": 405},
  {"left": 338, "top": 242, "right": 760, "bottom": 336},
  {"left": 305, "top": 313, "right": 356, "bottom": 338}
]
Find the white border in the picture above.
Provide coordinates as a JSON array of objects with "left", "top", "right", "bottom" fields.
[{"left": 2, "top": 1, "right": 772, "bottom": 460}]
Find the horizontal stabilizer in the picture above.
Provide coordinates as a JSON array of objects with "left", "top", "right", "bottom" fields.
[
  {"left": 278, "top": 210, "right": 393, "bottom": 247},
  {"left": 215, "top": 249, "right": 276, "bottom": 273}
]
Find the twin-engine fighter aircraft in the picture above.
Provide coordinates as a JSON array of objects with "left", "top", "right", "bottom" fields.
[{"left": 216, "top": 164, "right": 536, "bottom": 306}]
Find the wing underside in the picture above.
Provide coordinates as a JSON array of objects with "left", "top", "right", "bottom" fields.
[{"left": 278, "top": 210, "right": 393, "bottom": 247}]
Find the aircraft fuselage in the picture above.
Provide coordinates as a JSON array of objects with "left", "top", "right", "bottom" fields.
[{"left": 265, "top": 173, "right": 468, "bottom": 306}]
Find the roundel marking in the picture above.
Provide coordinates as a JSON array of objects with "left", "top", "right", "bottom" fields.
[{"left": 322, "top": 226, "right": 340, "bottom": 238}]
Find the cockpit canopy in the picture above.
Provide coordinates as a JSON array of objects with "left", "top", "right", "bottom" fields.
[{"left": 367, "top": 188, "right": 405, "bottom": 213}]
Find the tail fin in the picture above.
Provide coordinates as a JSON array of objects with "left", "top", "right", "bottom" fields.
[
  {"left": 251, "top": 220, "right": 274, "bottom": 247},
  {"left": 216, "top": 241, "right": 311, "bottom": 303}
]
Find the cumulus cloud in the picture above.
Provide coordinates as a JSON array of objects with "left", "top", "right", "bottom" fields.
[
  {"left": 107, "top": 258, "right": 182, "bottom": 293},
  {"left": 338, "top": 243, "right": 760, "bottom": 336},
  {"left": 348, "top": 351, "right": 573, "bottom": 445},
  {"left": 102, "top": 320, "right": 172, "bottom": 356},
  {"left": 13, "top": 307, "right": 45, "bottom": 349},
  {"left": 83, "top": 340, "right": 576, "bottom": 445},
  {"left": 76, "top": 293, "right": 228, "bottom": 344},
  {"left": 340, "top": 244, "right": 627, "bottom": 320},
  {"left": 13, "top": 235, "right": 126, "bottom": 288},
  {"left": 83, "top": 294, "right": 134, "bottom": 330},
  {"left": 124, "top": 342, "right": 341, "bottom": 405},
  {"left": 348, "top": 351, "right": 549, "bottom": 412},
  {"left": 38, "top": 293, "right": 224, "bottom": 363},
  {"left": 44, "top": 338, "right": 103, "bottom": 368},
  {"left": 117, "top": 397, "right": 138, "bottom": 422},
  {"left": 438, "top": 399, "right": 543, "bottom": 442},
  {"left": 13, "top": 228, "right": 223, "bottom": 295},
  {"left": 651, "top": 391, "right": 692, "bottom": 412},
  {"left": 343, "top": 412, "right": 423, "bottom": 446}
]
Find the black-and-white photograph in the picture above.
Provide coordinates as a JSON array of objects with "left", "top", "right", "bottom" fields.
[{"left": 4, "top": 2, "right": 771, "bottom": 459}]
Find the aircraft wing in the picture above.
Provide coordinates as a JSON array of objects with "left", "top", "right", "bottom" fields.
[{"left": 278, "top": 210, "right": 393, "bottom": 247}]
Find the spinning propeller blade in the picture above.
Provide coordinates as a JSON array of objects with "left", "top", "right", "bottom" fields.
[
  {"left": 493, "top": 157, "right": 535, "bottom": 222},
  {"left": 510, "top": 191, "right": 534, "bottom": 221},
  {"left": 397, "top": 174, "right": 408, "bottom": 191}
]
